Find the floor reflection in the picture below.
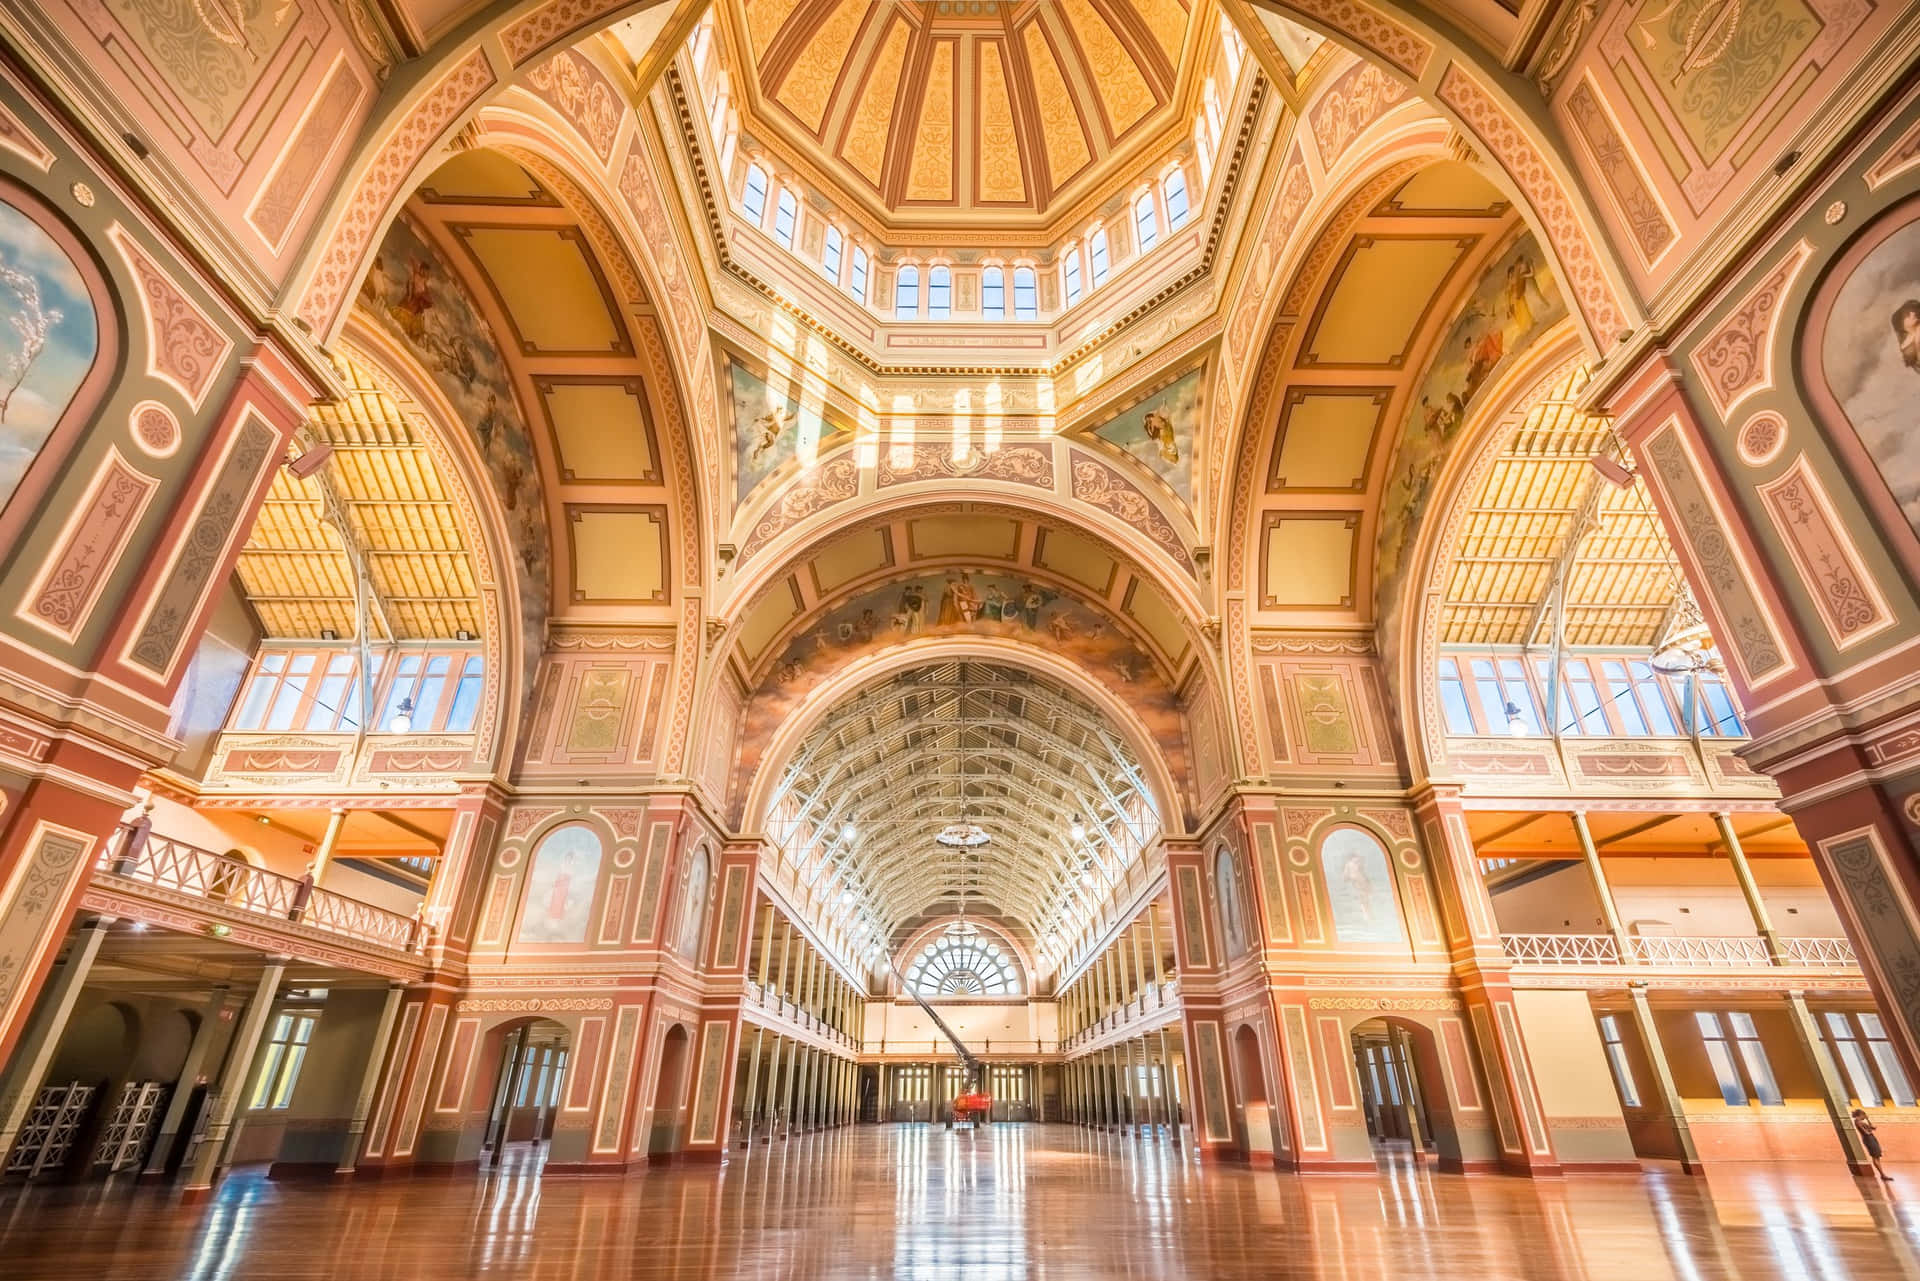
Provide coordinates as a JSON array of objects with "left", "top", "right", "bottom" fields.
[{"left": 4, "top": 1128, "right": 1920, "bottom": 1279}]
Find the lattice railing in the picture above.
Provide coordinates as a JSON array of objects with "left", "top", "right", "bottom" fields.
[
  {"left": 1630, "top": 935, "right": 1773, "bottom": 968},
  {"left": 1781, "top": 936, "right": 1858, "bottom": 968},
  {"left": 1501, "top": 933, "right": 1622, "bottom": 965},
  {"left": 102, "top": 826, "right": 421, "bottom": 954}
]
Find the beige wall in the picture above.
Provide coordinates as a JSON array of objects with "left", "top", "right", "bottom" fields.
[{"left": 1491, "top": 859, "right": 1843, "bottom": 937}]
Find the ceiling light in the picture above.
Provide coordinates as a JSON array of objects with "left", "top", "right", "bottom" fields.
[
  {"left": 1069, "top": 817, "right": 1086, "bottom": 841},
  {"left": 841, "top": 823, "right": 857, "bottom": 841},
  {"left": 935, "top": 822, "right": 990, "bottom": 848},
  {"left": 389, "top": 697, "right": 414, "bottom": 734}
]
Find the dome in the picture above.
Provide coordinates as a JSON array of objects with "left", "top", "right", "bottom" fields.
[{"left": 715, "top": 0, "right": 1230, "bottom": 233}]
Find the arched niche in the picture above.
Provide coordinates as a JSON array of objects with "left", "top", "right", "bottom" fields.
[
  {"left": 513, "top": 822, "right": 605, "bottom": 945},
  {"left": 1317, "top": 824, "right": 1408, "bottom": 948},
  {"left": 0, "top": 174, "right": 119, "bottom": 550}
]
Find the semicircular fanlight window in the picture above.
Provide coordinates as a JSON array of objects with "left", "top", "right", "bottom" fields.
[{"left": 907, "top": 929, "right": 1020, "bottom": 998}]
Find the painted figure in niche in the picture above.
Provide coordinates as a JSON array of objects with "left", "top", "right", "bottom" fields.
[
  {"left": 0, "top": 199, "right": 95, "bottom": 509},
  {"left": 729, "top": 360, "right": 844, "bottom": 503},
  {"left": 1893, "top": 299, "right": 1920, "bottom": 372},
  {"left": 748, "top": 404, "right": 792, "bottom": 468},
  {"left": 896, "top": 582, "right": 926, "bottom": 634},
  {"left": 1142, "top": 410, "right": 1180, "bottom": 464},
  {"left": 1320, "top": 828, "right": 1404, "bottom": 945},
  {"left": 1820, "top": 216, "right": 1920, "bottom": 539},
  {"left": 1092, "top": 367, "right": 1202, "bottom": 504},
  {"left": 517, "top": 825, "right": 603, "bottom": 944}
]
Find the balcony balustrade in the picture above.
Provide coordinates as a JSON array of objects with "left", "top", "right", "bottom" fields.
[{"left": 1500, "top": 931, "right": 1856, "bottom": 970}]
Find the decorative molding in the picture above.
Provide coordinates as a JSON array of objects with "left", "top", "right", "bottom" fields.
[
  {"left": 18, "top": 449, "right": 157, "bottom": 644},
  {"left": 1735, "top": 411, "right": 1787, "bottom": 467},
  {"left": 106, "top": 225, "right": 232, "bottom": 410},
  {"left": 1690, "top": 239, "right": 1815, "bottom": 421},
  {"left": 1756, "top": 454, "right": 1895, "bottom": 651}
]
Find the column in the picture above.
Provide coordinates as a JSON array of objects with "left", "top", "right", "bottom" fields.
[
  {"left": 184, "top": 958, "right": 287, "bottom": 1194},
  {"left": 775, "top": 922, "right": 794, "bottom": 1007},
  {"left": 761, "top": 1036, "right": 787, "bottom": 1139},
  {"left": 739, "top": 1028, "right": 765, "bottom": 1146},
  {"left": 1392, "top": 1026, "right": 1428, "bottom": 1158},
  {"left": 1718, "top": 813, "right": 1788, "bottom": 962},
  {"left": 308, "top": 807, "right": 349, "bottom": 886},
  {"left": 1626, "top": 982, "right": 1700, "bottom": 1172},
  {"left": 1784, "top": 990, "right": 1872, "bottom": 1173},
  {"left": 0, "top": 914, "right": 115, "bottom": 1158},
  {"left": 1572, "top": 812, "right": 1633, "bottom": 961},
  {"left": 142, "top": 984, "right": 230, "bottom": 1178},
  {"left": 335, "top": 982, "right": 405, "bottom": 1174},
  {"left": 1158, "top": 1026, "right": 1180, "bottom": 1135}
]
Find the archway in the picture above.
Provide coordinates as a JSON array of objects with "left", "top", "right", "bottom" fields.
[
  {"left": 1350, "top": 1017, "right": 1434, "bottom": 1162},
  {"left": 648, "top": 1023, "right": 694, "bottom": 1157},
  {"left": 480, "top": 1017, "right": 570, "bottom": 1171}
]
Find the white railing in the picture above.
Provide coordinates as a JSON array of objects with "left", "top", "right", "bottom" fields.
[
  {"left": 1501, "top": 933, "right": 1622, "bottom": 965},
  {"left": 103, "top": 826, "right": 422, "bottom": 954},
  {"left": 1782, "top": 936, "right": 1859, "bottom": 968},
  {"left": 1630, "top": 935, "right": 1773, "bottom": 968}
]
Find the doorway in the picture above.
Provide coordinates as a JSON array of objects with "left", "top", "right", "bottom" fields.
[
  {"left": 1350, "top": 1018, "right": 1436, "bottom": 1162},
  {"left": 648, "top": 1024, "right": 693, "bottom": 1156},
  {"left": 481, "top": 1018, "right": 569, "bottom": 1170}
]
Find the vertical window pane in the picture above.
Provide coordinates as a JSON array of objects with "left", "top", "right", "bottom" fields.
[
  {"left": 235, "top": 655, "right": 283, "bottom": 730},
  {"left": 265, "top": 654, "right": 315, "bottom": 731},
  {"left": 1063, "top": 248, "right": 1082, "bottom": 305},
  {"left": 1088, "top": 228, "right": 1110, "bottom": 285},
  {"left": 1862, "top": 1013, "right": 1917, "bottom": 1105},
  {"left": 415, "top": 654, "right": 452, "bottom": 730},
  {"left": 773, "top": 190, "right": 797, "bottom": 248},
  {"left": 742, "top": 165, "right": 767, "bottom": 224},
  {"left": 1599, "top": 1015, "right": 1641, "bottom": 1107},
  {"left": 1701, "top": 677, "right": 1744, "bottom": 735},
  {"left": 380, "top": 655, "right": 422, "bottom": 730},
  {"left": 1470, "top": 659, "right": 1507, "bottom": 735},
  {"left": 1566, "top": 661, "right": 1609, "bottom": 734},
  {"left": 1134, "top": 192, "right": 1158, "bottom": 250},
  {"left": 821, "top": 225, "right": 842, "bottom": 279},
  {"left": 445, "top": 656, "right": 484, "bottom": 733},
  {"left": 1601, "top": 660, "right": 1651, "bottom": 736},
  {"left": 895, "top": 265, "right": 919, "bottom": 318},
  {"left": 1165, "top": 169, "right": 1190, "bottom": 227},
  {"left": 1497, "top": 659, "right": 1546, "bottom": 735},
  {"left": 1728, "top": 1012, "right": 1783, "bottom": 1105},
  {"left": 849, "top": 247, "right": 869, "bottom": 303},
  {"left": 1437, "top": 658, "right": 1476, "bottom": 734},
  {"left": 982, "top": 267, "right": 1005, "bottom": 319},
  {"left": 250, "top": 1043, "right": 288, "bottom": 1109},
  {"left": 1629, "top": 661, "right": 1680, "bottom": 734},
  {"left": 1696, "top": 1013, "right": 1749, "bottom": 1106},
  {"left": 1013, "top": 267, "right": 1037, "bottom": 320},
  {"left": 271, "top": 1045, "right": 308, "bottom": 1108},
  {"left": 927, "top": 266, "right": 951, "bottom": 319}
]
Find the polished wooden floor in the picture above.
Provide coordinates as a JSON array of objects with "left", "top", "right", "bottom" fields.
[{"left": 4, "top": 1125, "right": 1920, "bottom": 1278}]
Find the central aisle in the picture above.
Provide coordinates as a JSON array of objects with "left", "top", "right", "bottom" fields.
[{"left": 2, "top": 1125, "right": 1918, "bottom": 1278}]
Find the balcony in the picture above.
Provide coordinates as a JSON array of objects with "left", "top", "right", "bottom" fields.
[
  {"left": 1501, "top": 932, "right": 1857, "bottom": 971},
  {"left": 85, "top": 826, "right": 428, "bottom": 976}
]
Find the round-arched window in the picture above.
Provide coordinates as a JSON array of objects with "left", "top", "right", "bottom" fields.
[{"left": 904, "top": 925, "right": 1021, "bottom": 997}]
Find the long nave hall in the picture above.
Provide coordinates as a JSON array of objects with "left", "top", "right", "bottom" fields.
[{"left": 0, "top": 0, "right": 1918, "bottom": 1276}]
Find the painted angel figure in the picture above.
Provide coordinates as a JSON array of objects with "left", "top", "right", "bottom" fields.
[
  {"left": 1141, "top": 409, "right": 1180, "bottom": 464},
  {"left": 1892, "top": 299, "right": 1920, "bottom": 373},
  {"left": 749, "top": 404, "right": 793, "bottom": 467}
]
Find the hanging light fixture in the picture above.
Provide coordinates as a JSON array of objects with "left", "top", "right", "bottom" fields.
[
  {"left": 1504, "top": 701, "right": 1528, "bottom": 737},
  {"left": 1648, "top": 583, "right": 1719, "bottom": 674},
  {"left": 1069, "top": 815, "right": 1086, "bottom": 842},
  {"left": 389, "top": 696, "right": 415, "bottom": 734}
]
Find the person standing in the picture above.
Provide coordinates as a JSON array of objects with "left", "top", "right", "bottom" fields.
[{"left": 1854, "top": 1108, "right": 1894, "bottom": 1183}]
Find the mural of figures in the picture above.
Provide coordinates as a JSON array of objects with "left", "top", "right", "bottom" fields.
[
  {"left": 1820, "top": 214, "right": 1920, "bottom": 538},
  {"left": 1320, "top": 827, "right": 1404, "bottom": 945},
  {"left": 728, "top": 359, "right": 847, "bottom": 504},
  {"left": 1214, "top": 846, "right": 1249, "bottom": 957},
  {"left": 358, "top": 211, "right": 549, "bottom": 662},
  {"left": 1374, "top": 232, "right": 1565, "bottom": 591},
  {"left": 517, "top": 824, "right": 604, "bottom": 944},
  {"left": 739, "top": 565, "right": 1190, "bottom": 796},
  {"left": 1090, "top": 367, "right": 1202, "bottom": 505},
  {"left": 0, "top": 198, "right": 96, "bottom": 511}
]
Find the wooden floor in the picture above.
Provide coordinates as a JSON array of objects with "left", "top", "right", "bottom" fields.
[{"left": 4, "top": 1125, "right": 1920, "bottom": 1278}]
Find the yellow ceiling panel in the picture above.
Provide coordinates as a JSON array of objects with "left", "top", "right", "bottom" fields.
[
  {"left": 775, "top": 0, "right": 868, "bottom": 134},
  {"left": 1063, "top": 0, "right": 1156, "bottom": 138},
  {"left": 841, "top": 17, "right": 909, "bottom": 187},
  {"left": 745, "top": 0, "right": 805, "bottom": 61},
  {"left": 1134, "top": 0, "right": 1191, "bottom": 62},
  {"left": 1020, "top": 24, "right": 1092, "bottom": 186},
  {"left": 976, "top": 41, "right": 1027, "bottom": 204},
  {"left": 905, "top": 40, "right": 956, "bottom": 202}
]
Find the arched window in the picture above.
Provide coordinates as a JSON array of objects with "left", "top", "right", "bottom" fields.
[
  {"left": 905, "top": 925, "right": 1021, "bottom": 996},
  {"left": 981, "top": 266, "right": 1005, "bottom": 319},
  {"left": 1164, "top": 167, "right": 1191, "bottom": 228},
  {"left": 1062, "top": 247, "right": 1083, "bottom": 305},
  {"left": 1134, "top": 192, "right": 1159, "bottom": 251},
  {"left": 895, "top": 264, "right": 920, "bottom": 318},
  {"left": 1214, "top": 845, "right": 1248, "bottom": 957},
  {"left": 741, "top": 164, "right": 768, "bottom": 224},
  {"left": 773, "top": 189, "right": 798, "bottom": 248},
  {"left": 518, "top": 825, "right": 603, "bottom": 944},
  {"left": 1088, "top": 227, "right": 1110, "bottom": 286},
  {"left": 927, "top": 265, "right": 951, "bottom": 319},
  {"left": 1319, "top": 828, "right": 1404, "bottom": 945},
  {"left": 0, "top": 190, "right": 102, "bottom": 516},
  {"left": 849, "top": 246, "right": 869, "bottom": 303},
  {"left": 821, "top": 225, "right": 843, "bottom": 280},
  {"left": 677, "top": 846, "right": 711, "bottom": 959},
  {"left": 1013, "top": 266, "right": 1038, "bottom": 320}
]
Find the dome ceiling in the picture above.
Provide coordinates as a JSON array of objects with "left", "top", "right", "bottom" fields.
[{"left": 720, "top": 0, "right": 1214, "bottom": 230}]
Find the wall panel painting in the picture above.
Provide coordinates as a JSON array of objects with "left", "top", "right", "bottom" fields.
[
  {"left": 516, "top": 824, "right": 603, "bottom": 943},
  {"left": 1319, "top": 827, "right": 1404, "bottom": 944},
  {"left": 1818, "top": 212, "right": 1920, "bottom": 539},
  {"left": 1086, "top": 367, "right": 1202, "bottom": 506},
  {"left": 0, "top": 199, "right": 98, "bottom": 510}
]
